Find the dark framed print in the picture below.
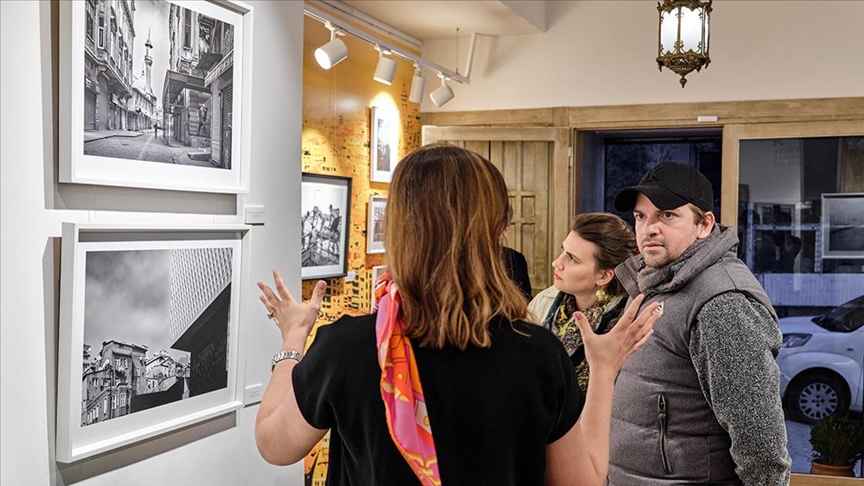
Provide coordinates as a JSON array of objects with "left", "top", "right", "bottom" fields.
[
  {"left": 822, "top": 193, "right": 864, "bottom": 258},
  {"left": 370, "top": 106, "right": 398, "bottom": 183},
  {"left": 60, "top": 0, "right": 253, "bottom": 193},
  {"left": 366, "top": 195, "right": 386, "bottom": 254},
  {"left": 56, "top": 223, "right": 249, "bottom": 463},
  {"left": 301, "top": 173, "right": 352, "bottom": 279}
]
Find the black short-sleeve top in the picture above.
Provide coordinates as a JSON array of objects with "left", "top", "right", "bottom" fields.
[{"left": 293, "top": 314, "right": 583, "bottom": 486}]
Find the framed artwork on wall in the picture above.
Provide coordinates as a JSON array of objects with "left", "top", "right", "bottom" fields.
[
  {"left": 56, "top": 223, "right": 249, "bottom": 463},
  {"left": 301, "top": 173, "right": 352, "bottom": 280},
  {"left": 59, "top": 0, "right": 253, "bottom": 193},
  {"left": 370, "top": 106, "right": 399, "bottom": 183},
  {"left": 822, "top": 193, "right": 864, "bottom": 258},
  {"left": 366, "top": 195, "right": 386, "bottom": 254},
  {"left": 370, "top": 265, "right": 387, "bottom": 312}
]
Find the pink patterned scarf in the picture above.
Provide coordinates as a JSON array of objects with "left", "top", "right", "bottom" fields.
[{"left": 374, "top": 275, "right": 441, "bottom": 486}]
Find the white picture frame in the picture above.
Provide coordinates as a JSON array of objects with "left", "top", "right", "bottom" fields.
[
  {"left": 821, "top": 193, "right": 864, "bottom": 259},
  {"left": 301, "top": 173, "right": 352, "bottom": 280},
  {"left": 59, "top": 0, "right": 254, "bottom": 193},
  {"left": 370, "top": 265, "right": 387, "bottom": 312},
  {"left": 56, "top": 223, "right": 249, "bottom": 463},
  {"left": 366, "top": 195, "right": 386, "bottom": 254},
  {"left": 369, "top": 106, "right": 399, "bottom": 183}
]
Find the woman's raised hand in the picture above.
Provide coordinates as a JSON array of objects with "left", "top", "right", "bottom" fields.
[
  {"left": 575, "top": 294, "right": 660, "bottom": 375},
  {"left": 257, "top": 270, "right": 327, "bottom": 343}
]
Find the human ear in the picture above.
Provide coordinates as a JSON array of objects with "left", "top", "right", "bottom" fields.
[
  {"left": 696, "top": 212, "right": 716, "bottom": 239},
  {"left": 596, "top": 268, "right": 614, "bottom": 288}
]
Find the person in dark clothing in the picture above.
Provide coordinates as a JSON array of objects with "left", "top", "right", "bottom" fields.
[
  {"left": 255, "top": 144, "right": 660, "bottom": 486},
  {"left": 503, "top": 246, "right": 532, "bottom": 302},
  {"left": 501, "top": 206, "right": 534, "bottom": 302}
]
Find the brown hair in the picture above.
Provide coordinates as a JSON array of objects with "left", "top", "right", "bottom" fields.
[
  {"left": 569, "top": 213, "right": 637, "bottom": 297},
  {"left": 385, "top": 144, "right": 528, "bottom": 350},
  {"left": 688, "top": 203, "right": 710, "bottom": 224}
]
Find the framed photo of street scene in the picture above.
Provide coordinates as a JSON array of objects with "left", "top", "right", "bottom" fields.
[
  {"left": 821, "top": 193, "right": 864, "bottom": 259},
  {"left": 301, "top": 173, "right": 352, "bottom": 280},
  {"left": 370, "top": 106, "right": 399, "bottom": 183},
  {"left": 366, "top": 195, "right": 386, "bottom": 254},
  {"left": 59, "top": 0, "right": 253, "bottom": 193},
  {"left": 56, "top": 223, "right": 249, "bottom": 463}
]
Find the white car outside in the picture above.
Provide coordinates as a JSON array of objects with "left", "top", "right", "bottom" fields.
[{"left": 776, "top": 295, "right": 864, "bottom": 424}]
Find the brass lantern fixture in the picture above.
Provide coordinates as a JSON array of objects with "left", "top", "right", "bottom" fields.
[{"left": 657, "top": 0, "right": 712, "bottom": 88}]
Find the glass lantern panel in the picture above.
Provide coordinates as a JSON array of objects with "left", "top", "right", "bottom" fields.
[
  {"left": 660, "top": 9, "right": 679, "bottom": 54},
  {"left": 704, "top": 11, "right": 710, "bottom": 53},
  {"left": 680, "top": 7, "right": 704, "bottom": 53}
]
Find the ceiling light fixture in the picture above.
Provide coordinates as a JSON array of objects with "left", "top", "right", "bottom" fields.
[
  {"left": 304, "top": 4, "right": 477, "bottom": 104},
  {"left": 429, "top": 74, "right": 454, "bottom": 107},
  {"left": 372, "top": 46, "right": 398, "bottom": 85},
  {"left": 314, "top": 22, "right": 348, "bottom": 70},
  {"left": 657, "top": 0, "right": 712, "bottom": 88},
  {"left": 408, "top": 64, "right": 425, "bottom": 103}
]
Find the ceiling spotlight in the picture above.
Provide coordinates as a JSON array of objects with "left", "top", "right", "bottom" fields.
[
  {"left": 372, "top": 47, "right": 397, "bottom": 85},
  {"left": 429, "top": 74, "right": 454, "bottom": 107},
  {"left": 315, "top": 23, "right": 348, "bottom": 70},
  {"left": 408, "top": 64, "right": 425, "bottom": 103}
]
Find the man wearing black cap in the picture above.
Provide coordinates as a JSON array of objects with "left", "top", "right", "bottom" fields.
[{"left": 608, "top": 161, "right": 790, "bottom": 485}]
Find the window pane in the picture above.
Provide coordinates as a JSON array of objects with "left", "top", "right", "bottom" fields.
[{"left": 738, "top": 136, "right": 864, "bottom": 477}]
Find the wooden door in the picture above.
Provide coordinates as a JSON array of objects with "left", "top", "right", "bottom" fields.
[{"left": 422, "top": 127, "right": 571, "bottom": 296}]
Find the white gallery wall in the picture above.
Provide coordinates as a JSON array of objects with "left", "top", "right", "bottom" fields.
[
  {"left": 421, "top": 1, "right": 864, "bottom": 111},
  {"left": 1, "top": 1, "right": 306, "bottom": 485}
]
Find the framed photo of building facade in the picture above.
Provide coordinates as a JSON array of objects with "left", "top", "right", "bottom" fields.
[
  {"left": 366, "top": 195, "right": 386, "bottom": 254},
  {"left": 370, "top": 106, "right": 399, "bottom": 183},
  {"left": 301, "top": 173, "right": 352, "bottom": 280},
  {"left": 59, "top": 0, "right": 253, "bottom": 193},
  {"left": 56, "top": 223, "right": 249, "bottom": 463},
  {"left": 822, "top": 193, "right": 864, "bottom": 258}
]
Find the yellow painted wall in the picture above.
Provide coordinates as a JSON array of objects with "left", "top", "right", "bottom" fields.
[{"left": 300, "top": 15, "right": 421, "bottom": 320}]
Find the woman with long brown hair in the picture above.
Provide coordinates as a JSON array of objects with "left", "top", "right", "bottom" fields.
[{"left": 255, "top": 144, "right": 660, "bottom": 485}]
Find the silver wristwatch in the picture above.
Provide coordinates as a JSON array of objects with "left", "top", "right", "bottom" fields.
[{"left": 271, "top": 350, "right": 304, "bottom": 371}]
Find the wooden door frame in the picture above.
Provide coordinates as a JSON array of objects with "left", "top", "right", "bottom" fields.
[{"left": 422, "top": 126, "right": 571, "bottom": 288}]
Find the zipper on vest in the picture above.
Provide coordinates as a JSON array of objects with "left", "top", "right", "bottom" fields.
[{"left": 658, "top": 394, "right": 672, "bottom": 475}]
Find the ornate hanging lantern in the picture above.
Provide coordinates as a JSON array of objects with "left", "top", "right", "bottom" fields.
[{"left": 657, "top": 0, "right": 712, "bottom": 88}]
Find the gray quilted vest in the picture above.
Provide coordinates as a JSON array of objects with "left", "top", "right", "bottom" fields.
[{"left": 608, "top": 226, "right": 776, "bottom": 486}]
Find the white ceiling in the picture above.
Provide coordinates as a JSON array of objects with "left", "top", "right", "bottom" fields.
[{"left": 338, "top": 0, "right": 546, "bottom": 41}]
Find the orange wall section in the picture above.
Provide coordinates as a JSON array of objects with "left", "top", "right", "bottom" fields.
[{"left": 300, "top": 15, "right": 421, "bottom": 323}]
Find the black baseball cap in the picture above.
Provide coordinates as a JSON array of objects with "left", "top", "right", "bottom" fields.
[{"left": 614, "top": 161, "right": 713, "bottom": 212}]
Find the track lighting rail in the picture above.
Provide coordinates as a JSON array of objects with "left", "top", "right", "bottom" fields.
[{"left": 304, "top": 3, "right": 472, "bottom": 85}]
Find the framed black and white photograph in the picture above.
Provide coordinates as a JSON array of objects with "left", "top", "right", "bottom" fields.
[
  {"left": 59, "top": 0, "right": 253, "bottom": 193},
  {"left": 822, "top": 193, "right": 864, "bottom": 258},
  {"left": 370, "top": 265, "right": 387, "bottom": 312},
  {"left": 301, "top": 173, "right": 352, "bottom": 280},
  {"left": 56, "top": 223, "right": 249, "bottom": 463},
  {"left": 366, "top": 195, "right": 386, "bottom": 254},
  {"left": 370, "top": 106, "right": 399, "bottom": 183}
]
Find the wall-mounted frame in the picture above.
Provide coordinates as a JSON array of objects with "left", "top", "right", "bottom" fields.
[
  {"left": 370, "top": 106, "right": 399, "bottom": 183},
  {"left": 301, "top": 173, "right": 352, "bottom": 280},
  {"left": 59, "top": 0, "right": 253, "bottom": 193},
  {"left": 821, "top": 193, "right": 864, "bottom": 259},
  {"left": 370, "top": 265, "right": 387, "bottom": 312},
  {"left": 366, "top": 195, "right": 386, "bottom": 254},
  {"left": 56, "top": 223, "right": 250, "bottom": 463}
]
